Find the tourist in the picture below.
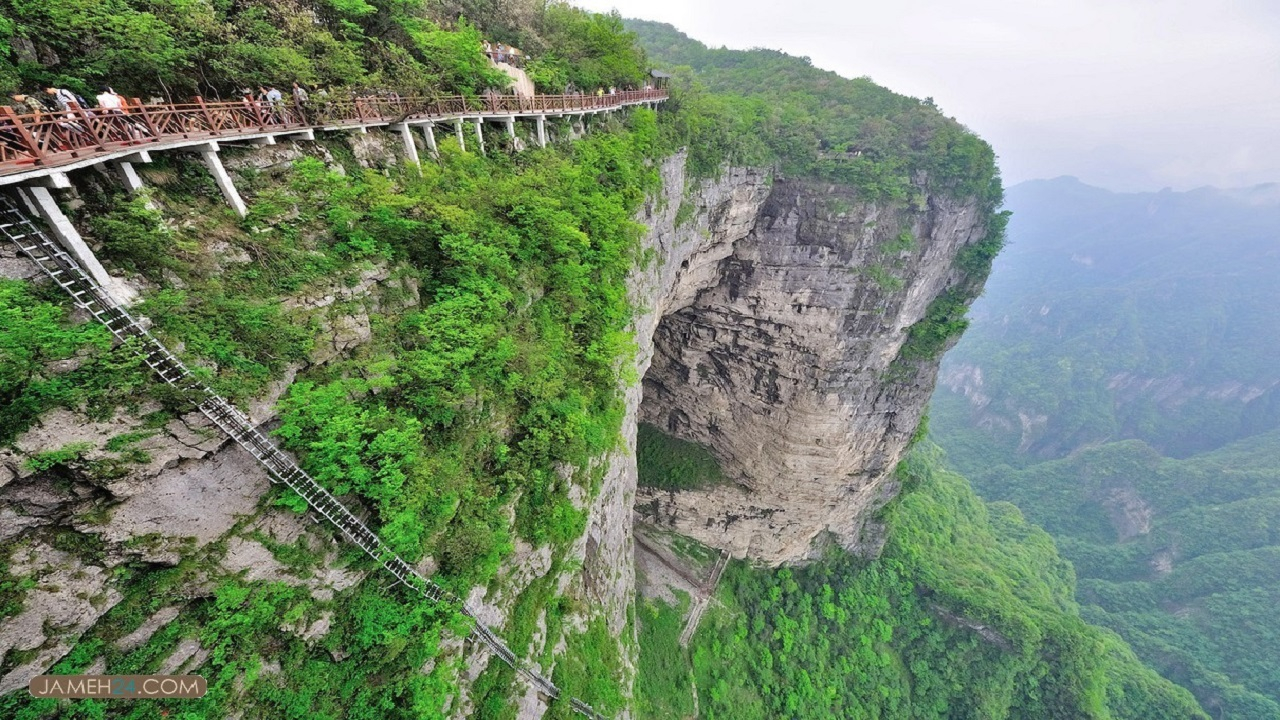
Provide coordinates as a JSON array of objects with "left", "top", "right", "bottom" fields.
[
  {"left": 497, "top": 43, "right": 506, "bottom": 63},
  {"left": 0, "top": 94, "right": 44, "bottom": 154},
  {"left": 263, "top": 85, "right": 284, "bottom": 122},
  {"left": 94, "top": 86, "right": 130, "bottom": 141},
  {"left": 291, "top": 82, "right": 309, "bottom": 121},
  {"left": 39, "top": 88, "right": 89, "bottom": 148},
  {"left": 95, "top": 86, "right": 123, "bottom": 112},
  {"left": 10, "top": 93, "right": 44, "bottom": 115},
  {"left": 45, "top": 87, "right": 81, "bottom": 113}
]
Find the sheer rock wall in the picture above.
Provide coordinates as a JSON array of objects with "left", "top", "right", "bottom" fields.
[{"left": 635, "top": 179, "right": 987, "bottom": 565}]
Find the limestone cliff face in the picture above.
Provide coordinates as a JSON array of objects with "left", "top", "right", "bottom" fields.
[
  {"left": 0, "top": 135, "right": 988, "bottom": 712},
  {"left": 634, "top": 178, "right": 988, "bottom": 564}
]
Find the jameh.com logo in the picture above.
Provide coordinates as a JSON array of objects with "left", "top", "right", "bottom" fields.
[{"left": 29, "top": 675, "right": 207, "bottom": 698}]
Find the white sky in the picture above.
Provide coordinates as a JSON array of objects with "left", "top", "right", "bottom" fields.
[{"left": 573, "top": 0, "right": 1280, "bottom": 191}]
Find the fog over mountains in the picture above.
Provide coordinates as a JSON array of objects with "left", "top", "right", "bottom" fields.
[
  {"left": 931, "top": 175, "right": 1280, "bottom": 717},
  {"left": 937, "top": 175, "right": 1280, "bottom": 462}
]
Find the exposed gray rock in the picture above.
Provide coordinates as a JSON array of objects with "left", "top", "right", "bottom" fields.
[
  {"left": 100, "top": 442, "right": 268, "bottom": 563},
  {"left": 157, "top": 637, "right": 206, "bottom": 675},
  {"left": 0, "top": 542, "right": 122, "bottom": 694},
  {"left": 636, "top": 180, "right": 988, "bottom": 564},
  {"left": 115, "top": 606, "right": 182, "bottom": 652},
  {"left": 220, "top": 530, "right": 362, "bottom": 602}
]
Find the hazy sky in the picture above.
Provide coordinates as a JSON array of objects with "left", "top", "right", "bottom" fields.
[{"left": 573, "top": 0, "right": 1280, "bottom": 191}]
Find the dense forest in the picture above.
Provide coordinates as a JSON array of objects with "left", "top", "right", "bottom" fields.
[
  {"left": 633, "top": 438, "right": 1206, "bottom": 719},
  {"left": 932, "top": 178, "right": 1280, "bottom": 718},
  {"left": 934, "top": 177, "right": 1280, "bottom": 464}
]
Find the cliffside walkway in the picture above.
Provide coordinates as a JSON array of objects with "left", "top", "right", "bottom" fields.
[
  {"left": 0, "top": 90, "right": 667, "bottom": 187},
  {"left": 679, "top": 550, "right": 729, "bottom": 647},
  {"left": 0, "top": 194, "right": 608, "bottom": 718}
]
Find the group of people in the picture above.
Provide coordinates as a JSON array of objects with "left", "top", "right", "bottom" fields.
[
  {"left": 483, "top": 41, "right": 525, "bottom": 65},
  {"left": 3, "top": 85, "right": 152, "bottom": 155},
  {"left": 10, "top": 86, "right": 145, "bottom": 119},
  {"left": 237, "top": 82, "right": 315, "bottom": 123},
  {"left": 564, "top": 83, "right": 653, "bottom": 98}
]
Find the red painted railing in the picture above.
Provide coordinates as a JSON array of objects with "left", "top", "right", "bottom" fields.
[{"left": 0, "top": 89, "right": 667, "bottom": 176}]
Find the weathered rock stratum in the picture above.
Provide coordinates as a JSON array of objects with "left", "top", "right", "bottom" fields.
[{"left": 633, "top": 177, "right": 989, "bottom": 565}]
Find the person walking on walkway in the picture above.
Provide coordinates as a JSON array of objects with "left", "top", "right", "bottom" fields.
[
  {"left": 291, "top": 82, "right": 309, "bottom": 122},
  {"left": 264, "top": 85, "right": 285, "bottom": 123},
  {"left": 41, "top": 87, "right": 91, "bottom": 149},
  {"left": 45, "top": 87, "right": 80, "bottom": 114},
  {"left": 10, "top": 93, "right": 44, "bottom": 115},
  {"left": 95, "top": 87, "right": 147, "bottom": 141},
  {"left": 94, "top": 87, "right": 123, "bottom": 111},
  {"left": 1, "top": 94, "right": 42, "bottom": 156}
]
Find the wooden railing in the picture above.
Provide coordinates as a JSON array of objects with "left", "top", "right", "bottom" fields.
[{"left": 0, "top": 89, "right": 667, "bottom": 175}]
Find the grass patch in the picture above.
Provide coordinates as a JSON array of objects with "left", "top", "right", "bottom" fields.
[
  {"left": 637, "top": 423, "right": 725, "bottom": 491},
  {"left": 636, "top": 594, "right": 697, "bottom": 719}
]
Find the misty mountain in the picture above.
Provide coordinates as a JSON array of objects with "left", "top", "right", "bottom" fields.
[
  {"left": 935, "top": 176, "right": 1280, "bottom": 464},
  {"left": 931, "top": 177, "right": 1280, "bottom": 716}
]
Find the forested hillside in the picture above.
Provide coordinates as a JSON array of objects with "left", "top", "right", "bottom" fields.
[
  {"left": 626, "top": 19, "right": 1002, "bottom": 204},
  {"left": 934, "top": 177, "right": 1280, "bottom": 465},
  {"left": 634, "top": 441, "right": 1206, "bottom": 719},
  {"left": 932, "top": 177, "right": 1280, "bottom": 717}
]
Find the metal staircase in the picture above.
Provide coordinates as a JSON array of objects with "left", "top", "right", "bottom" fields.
[{"left": 0, "top": 193, "right": 606, "bottom": 718}]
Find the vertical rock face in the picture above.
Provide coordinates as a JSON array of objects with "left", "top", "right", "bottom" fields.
[{"left": 635, "top": 179, "right": 988, "bottom": 565}]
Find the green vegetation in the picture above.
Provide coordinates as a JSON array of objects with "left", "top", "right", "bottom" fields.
[
  {"left": 0, "top": 551, "right": 461, "bottom": 720},
  {"left": 635, "top": 592, "right": 697, "bottom": 718},
  {"left": 954, "top": 434, "right": 1280, "bottom": 718},
  {"left": 636, "top": 445, "right": 1207, "bottom": 719},
  {"left": 629, "top": 20, "right": 1002, "bottom": 204},
  {"left": 259, "top": 118, "right": 660, "bottom": 585},
  {"left": 0, "top": 278, "right": 151, "bottom": 444},
  {"left": 931, "top": 178, "right": 1280, "bottom": 716},
  {"left": 0, "top": 0, "right": 509, "bottom": 98},
  {"left": 636, "top": 422, "right": 725, "bottom": 491}
]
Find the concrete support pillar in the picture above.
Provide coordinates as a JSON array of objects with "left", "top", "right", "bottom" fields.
[
  {"left": 194, "top": 143, "right": 247, "bottom": 218},
  {"left": 421, "top": 123, "right": 438, "bottom": 158},
  {"left": 504, "top": 117, "right": 516, "bottom": 141},
  {"left": 393, "top": 123, "right": 419, "bottom": 167},
  {"left": 474, "top": 119, "right": 485, "bottom": 154},
  {"left": 23, "top": 186, "right": 135, "bottom": 304},
  {"left": 454, "top": 119, "right": 466, "bottom": 152},
  {"left": 535, "top": 115, "right": 547, "bottom": 148},
  {"left": 110, "top": 151, "right": 151, "bottom": 196},
  {"left": 113, "top": 161, "right": 145, "bottom": 193}
]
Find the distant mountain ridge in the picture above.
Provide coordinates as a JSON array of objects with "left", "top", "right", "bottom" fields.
[
  {"left": 935, "top": 176, "right": 1280, "bottom": 463},
  {"left": 931, "top": 175, "right": 1280, "bottom": 717}
]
